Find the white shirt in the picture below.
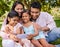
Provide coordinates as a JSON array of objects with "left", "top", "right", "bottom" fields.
[
  {"left": 35, "top": 12, "right": 56, "bottom": 36},
  {"left": 36, "top": 12, "right": 56, "bottom": 31}
]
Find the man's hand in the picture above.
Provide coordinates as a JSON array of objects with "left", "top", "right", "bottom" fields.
[{"left": 41, "top": 27, "right": 50, "bottom": 32}]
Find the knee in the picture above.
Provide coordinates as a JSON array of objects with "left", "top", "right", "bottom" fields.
[{"left": 52, "top": 28, "right": 60, "bottom": 33}]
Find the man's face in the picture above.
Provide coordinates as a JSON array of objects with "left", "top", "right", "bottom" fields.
[{"left": 30, "top": 7, "right": 40, "bottom": 20}]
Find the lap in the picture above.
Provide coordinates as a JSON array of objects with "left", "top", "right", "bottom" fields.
[
  {"left": 2, "top": 39, "right": 34, "bottom": 47},
  {"left": 46, "top": 27, "right": 60, "bottom": 42},
  {"left": 2, "top": 39, "right": 15, "bottom": 47},
  {"left": 2, "top": 39, "right": 22, "bottom": 47}
]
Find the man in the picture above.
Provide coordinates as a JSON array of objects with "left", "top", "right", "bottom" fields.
[{"left": 30, "top": 2, "right": 60, "bottom": 47}]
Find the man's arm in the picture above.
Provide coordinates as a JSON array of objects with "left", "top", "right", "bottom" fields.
[
  {"left": 41, "top": 26, "right": 50, "bottom": 31},
  {"left": 42, "top": 12, "right": 56, "bottom": 31}
]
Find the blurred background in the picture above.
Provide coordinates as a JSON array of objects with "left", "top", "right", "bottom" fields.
[
  {"left": 0, "top": 0, "right": 60, "bottom": 28},
  {"left": 0, "top": 0, "right": 60, "bottom": 47}
]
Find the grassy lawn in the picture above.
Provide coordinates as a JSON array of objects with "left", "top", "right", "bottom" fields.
[
  {"left": 0, "top": 37, "right": 2, "bottom": 47},
  {"left": 0, "top": 20, "right": 60, "bottom": 47},
  {"left": 55, "top": 20, "right": 60, "bottom": 27},
  {"left": 50, "top": 20, "right": 60, "bottom": 44}
]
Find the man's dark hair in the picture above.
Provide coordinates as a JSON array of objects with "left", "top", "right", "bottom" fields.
[{"left": 30, "top": 2, "right": 41, "bottom": 10}]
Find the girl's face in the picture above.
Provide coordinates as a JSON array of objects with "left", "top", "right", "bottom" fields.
[
  {"left": 22, "top": 13, "right": 31, "bottom": 23},
  {"left": 9, "top": 16, "right": 19, "bottom": 26},
  {"left": 15, "top": 4, "right": 23, "bottom": 15}
]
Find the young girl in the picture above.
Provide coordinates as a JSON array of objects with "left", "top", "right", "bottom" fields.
[
  {"left": 1, "top": 10, "right": 33, "bottom": 47},
  {"left": 21, "top": 10, "right": 45, "bottom": 47}
]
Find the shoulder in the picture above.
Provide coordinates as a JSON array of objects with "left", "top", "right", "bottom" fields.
[
  {"left": 33, "top": 22, "right": 39, "bottom": 26},
  {"left": 39, "top": 12, "right": 52, "bottom": 18},
  {"left": 40, "top": 12, "right": 50, "bottom": 15},
  {"left": 1, "top": 24, "right": 9, "bottom": 31}
]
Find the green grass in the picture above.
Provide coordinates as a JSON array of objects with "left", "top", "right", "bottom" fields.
[
  {"left": 0, "top": 24, "right": 2, "bottom": 29},
  {"left": 0, "top": 20, "right": 60, "bottom": 47},
  {"left": 55, "top": 20, "right": 60, "bottom": 27},
  {"left": 0, "top": 37, "right": 2, "bottom": 47},
  {"left": 50, "top": 38, "right": 60, "bottom": 45},
  {"left": 50, "top": 20, "right": 60, "bottom": 44}
]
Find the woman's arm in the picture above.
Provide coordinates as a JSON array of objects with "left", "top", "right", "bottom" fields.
[{"left": 4, "top": 25, "right": 11, "bottom": 34}]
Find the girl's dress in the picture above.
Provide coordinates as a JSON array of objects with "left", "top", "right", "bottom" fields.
[
  {"left": 23, "top": 24, "right": 45, "bottom": 40},
  {"left": 0, "top": 23, "right": 34, "bottom": 47}
]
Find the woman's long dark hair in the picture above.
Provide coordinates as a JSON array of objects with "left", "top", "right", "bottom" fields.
[
  {"left": 6, "top": 10, "right": 19, "bottom": 24},
  {"left": 11, "top": 1, "right": 24, "bottom": 18},
  {"left": 11, "top": 1, "right": 24, "bottom": 11}
]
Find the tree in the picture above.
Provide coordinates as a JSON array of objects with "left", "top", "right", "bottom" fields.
[
  {"left": 0, "top": 0, "right": 14, "bottom": 16},
  {"left": 0, "top": 0, "right": 60, "bottom": 16}
]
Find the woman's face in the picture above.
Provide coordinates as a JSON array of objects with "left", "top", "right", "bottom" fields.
[{"left": 15, "top": 4, "right": 24, "bottom": 15}]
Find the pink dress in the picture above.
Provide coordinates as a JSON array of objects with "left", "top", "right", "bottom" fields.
[{"left": 0, "top": 23, "right": 34, "bottom": 47}]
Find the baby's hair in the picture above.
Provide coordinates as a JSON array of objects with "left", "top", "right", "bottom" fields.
[{"left": 6, "top": 10, "right": 19, "bottom": 24}]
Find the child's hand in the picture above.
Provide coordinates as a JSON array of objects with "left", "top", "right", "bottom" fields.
[
  {"left": 9, "top": 34, "right": 18, "bottom": 41},
  {"left": 9, "top": 34, "right": 24, "bottom": 46},
  {"left": 27, "top": 34, "right": 33, "bottom": 40}
]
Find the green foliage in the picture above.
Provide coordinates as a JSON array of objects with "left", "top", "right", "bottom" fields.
[
  {"left": 55, "top": 20, "right": 60, "bottom": 27},
  {"left": 0, "top": 0, "right": 14, "bottom": 16},
  {"left": 0, "top": 0, "right": 60, "bottom": 17},
  {"left": 0, "top": 37, "right": 2, "bottom": 47}
]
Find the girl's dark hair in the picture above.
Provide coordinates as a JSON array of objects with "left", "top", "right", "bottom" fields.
[
  {"left": 6, "top": 10, "right": 19, "bottom": 24},
  {"left": 11, "top": 1, "right": 24, "bottom": 11},
  {"left": 21, "top": 10, "right": 32, "bottom": 21},
  {"left": 22, "top": 10, "right": 30, "bottom": 16}
]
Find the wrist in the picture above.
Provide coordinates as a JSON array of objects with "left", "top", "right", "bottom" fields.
[
  {"left": 42, "top": 27, "right": 50, "bottom": 31},
  {"left": 7, "top": 34, "right": 10, "bottom": 38}
]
